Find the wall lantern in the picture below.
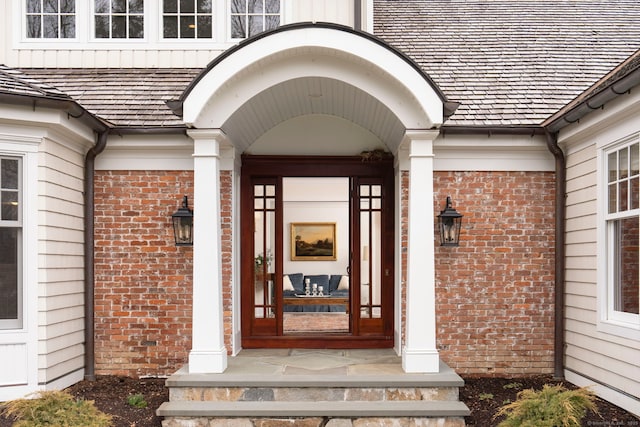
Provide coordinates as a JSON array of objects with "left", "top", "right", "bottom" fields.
[
  {"left": 437, "top": 196, "right": 463, "bottom": 247},
  {"left": 172, "top": 195, "right": 193, "bottom": 246}
]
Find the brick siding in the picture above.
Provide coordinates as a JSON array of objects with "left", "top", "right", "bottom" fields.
[
  {"left": 432, "top": 171, "right": 556, "bottom": 375},
  {"left": 94, "top": 171, "right": 195, "bottom": 376}
]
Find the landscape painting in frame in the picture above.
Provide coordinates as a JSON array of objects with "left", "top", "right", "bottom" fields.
[{"left": 291, "top": 222, "right": 337, "bottom": 261}]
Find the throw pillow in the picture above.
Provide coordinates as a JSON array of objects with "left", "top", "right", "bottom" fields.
[
  {"left": 283, "top": 275, "right": 295, "bottom": 291},
  {"left": 337, "top": 275, "right": 349, "bottom": 290}
]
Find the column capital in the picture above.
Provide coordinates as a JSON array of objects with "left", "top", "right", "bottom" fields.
[
  {"left": 402, "top": 129, "right": 440, "bottom": 143},
  {"left": 187, "top": 128, "right": 230, "bottom": 143}
]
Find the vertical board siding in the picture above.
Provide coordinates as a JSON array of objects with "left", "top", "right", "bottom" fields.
[
  {"left": 3, "top": 0, "right": 355, "bottom": 68},
  {"left": 38, "top": 139, "right": 86, "bottom": 385},
  {"left": 564, "top": 141, "right": 640, "bottom": 402}
]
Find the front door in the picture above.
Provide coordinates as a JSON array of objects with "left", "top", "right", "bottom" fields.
[{"left": 240, "top": 156, "right": 394, "bottom": 348}]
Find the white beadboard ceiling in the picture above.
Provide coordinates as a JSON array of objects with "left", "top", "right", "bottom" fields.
[{"left": 222, "top": 76, "right": 406, "bottom": 154}]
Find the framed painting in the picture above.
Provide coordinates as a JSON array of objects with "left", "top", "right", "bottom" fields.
[{"left": 291, "top": 222, "right": 337, "bottom": 261}]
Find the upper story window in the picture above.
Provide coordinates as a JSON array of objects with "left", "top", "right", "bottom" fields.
[
  {"left": 604, "top": 139, "right": 640, "bottom": 328},
  {"left": 26, "top": 0, "right": 76, "bottom": 39},
  {"left": 230, "top": 0, "right": 281, "bottom": 39},
  {"left": 163, "top": 0, "right": 213, "bottom": 39},
  {"left": 0, "top": 157, "right": 22, "bottom": 329},
  {"left": 94, "top": 0, "right": 144, "bottom": 39}
]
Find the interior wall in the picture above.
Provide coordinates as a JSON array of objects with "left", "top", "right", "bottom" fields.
[{"left": 282, "top": 177, "right": 349, "bottom": 276}]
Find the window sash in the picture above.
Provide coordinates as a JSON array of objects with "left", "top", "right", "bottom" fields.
[
  {"left": 0, "top": 156, "right": 22, "bottom": 330},
  {"left": 230, "top": 0, "right": 281, "bottom": 39},
  {"left": 25, "top": 0, "right": 76, "bottom": 39},
  {"left": 604, "top": 140, "right": 640, "bottom": 327},
  {"left": 94, "top": 0, "right": 144, "bottom": 39},
  {"left": 162, "top": 0, "right": 213, "bottom": 39}
]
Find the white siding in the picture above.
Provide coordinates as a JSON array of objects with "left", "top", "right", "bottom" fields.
[
  {"left": 290, "top": 0, "right": 354, "bottom": 25},
  {"left": 561, "top": 88, "right": 640, "bottom": 416},
  {"left": 37, "top": 137, "right": 88, "bottom": 387}
]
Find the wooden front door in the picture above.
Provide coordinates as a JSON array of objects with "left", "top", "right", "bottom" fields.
[{"left": 240, "top": 156, "right": 394, "bottom": 348}]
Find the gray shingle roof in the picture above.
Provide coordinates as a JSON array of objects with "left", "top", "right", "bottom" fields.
[
  {"left": 18, "top": 0, "right": 640, "bottom": 128},
  {"left": 22, "top": 68, "right": 199, "bottom": 127},
  {"left": 0, "top": 64, "right": 71, "bottom": 100},
  {"left": 374, "top": 0, "right": 640, "bottom": 126}
]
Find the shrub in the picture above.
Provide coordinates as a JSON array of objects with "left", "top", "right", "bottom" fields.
[
  {"left": 495, "top": 384, "right": 598, "bottom": 427},
  {"left": 0, "top": 390, "right": 111, "bottom": 427},
  {"left": 127, "top": 393, "right": 148, "bottom": 408}
]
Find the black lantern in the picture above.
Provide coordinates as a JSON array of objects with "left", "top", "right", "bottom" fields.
[
  {"left": 172, "top": 195, "right": 193, "bottom": 246},
  {"left": 437, "top": 196, "right": 463, "bottom": 246}
]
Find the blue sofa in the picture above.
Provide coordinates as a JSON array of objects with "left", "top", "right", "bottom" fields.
[{"left": 283, "top": 273, "right": 349, "bottom": 312}]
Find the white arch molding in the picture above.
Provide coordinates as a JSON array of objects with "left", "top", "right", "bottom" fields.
[{"left": 182, "top": 24, "right": 445, "bottom": 152}]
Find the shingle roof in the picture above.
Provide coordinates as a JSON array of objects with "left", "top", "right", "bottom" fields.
[
  {"left": 374, "top": 0, "right": 640, "bottom": 126},
  {"left": 19, "top": 0, "right": 640, "bottom": 128},
  {"left": 0, "top": 64, "right": 71, "bottom": 100},
  {"left": 22, "top": 68, "right": 199, "bottom": 127}
]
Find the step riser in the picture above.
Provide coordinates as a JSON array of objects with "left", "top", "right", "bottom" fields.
[
  {"left": 169, "top": 386, "right": 459, "bottom": 402},
  {"left": 162, "top": 416, "right": 466, "bottom": 426}
]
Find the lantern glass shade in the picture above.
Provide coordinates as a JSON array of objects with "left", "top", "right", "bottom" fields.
[
  {"left": 172, "top": 196, "right": 193, "bottom": 246},
  {"left": 437, "top": 196, "right": 462, "bottom": 246}
]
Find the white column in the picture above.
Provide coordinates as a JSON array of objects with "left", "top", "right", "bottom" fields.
[
  {"left": 187, "top": 129, "right": 228, "bottom": 373},
  {"left": 402, "top": 130, "right": 440, "bottom": 373}
]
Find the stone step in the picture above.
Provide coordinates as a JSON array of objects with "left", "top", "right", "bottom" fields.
[{"left": 157, "top": 399, "right": 471, "bottom": 418}]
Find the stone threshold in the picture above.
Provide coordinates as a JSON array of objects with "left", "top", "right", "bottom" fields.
[{"left": 157, "top": 400, "right": 471, "bottom": 418}]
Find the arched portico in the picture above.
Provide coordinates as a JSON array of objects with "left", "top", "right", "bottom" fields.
[{"left": 178, "top": 23, "right": 451, "bottom": 374}]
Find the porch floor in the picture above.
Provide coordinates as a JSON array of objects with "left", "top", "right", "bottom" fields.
[{"left": 167, "top": 348, "right": 464, "bottom": 385}]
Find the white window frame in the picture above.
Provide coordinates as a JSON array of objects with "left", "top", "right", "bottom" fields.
[
  {"left": 598, "top": 133, "right": 640, "bottom": 340},
  {"left": 14, "top": 0, "right": 288, "bottom": 49},
  {"left": 0, "top": 156, "right": 22, "bottom": 330}
]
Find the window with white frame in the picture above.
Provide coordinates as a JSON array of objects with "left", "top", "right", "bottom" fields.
[
  {"left": 230, "top": 0, "right": 281, "bottom": 39},
  {"left": 162, "top": 0, "right": 213, "bottom": 39},
  {"left": 605, "top": 139, "right": 640, "bottom": 326},
  {"left": 94, "top": 0, "right": 144, "bottom": 39},
  {"left": 0, "top": 157, "right": 22, "bottom": 330},
  {"left": 26, "top": 0, "right": 76, "bottom": 39}
]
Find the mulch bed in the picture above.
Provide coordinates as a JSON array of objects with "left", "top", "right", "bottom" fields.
[
  {"left": 0, "top": 374, "right": 638, "bottom": 426},
  {"left": 461, "top": 375, "right": 640, "bottom": 426}
]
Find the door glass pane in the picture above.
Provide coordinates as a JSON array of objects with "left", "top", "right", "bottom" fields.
[
  {"left": 254, "top": 184, "right": 275, "bottom": 319},
  {"left": 360, "top": 184, "right": 382, "bottom": 319}
]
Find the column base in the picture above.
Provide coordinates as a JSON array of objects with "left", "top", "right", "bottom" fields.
[
  {"left": 188, "top": 348, "right": 228, "bottom": 373},
  {"left": 402, "top": 348, "right": 440, "bottom": 373}
]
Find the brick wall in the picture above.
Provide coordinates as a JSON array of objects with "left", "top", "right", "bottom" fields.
[
  {"left": 93, "top": 169, "right": 555, "bottom": 377},
  {"left": 94, "top": 171, "right": 195, "bottom": 376},
  {"left": 432, "top": 171, "right": 556, "bottom": 376}
]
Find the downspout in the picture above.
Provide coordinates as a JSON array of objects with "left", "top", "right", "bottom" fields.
[
  {"left": 84, "top": 130, "right": 109, "bottom": 381},
  {"left": 354, "top": 0, "right": 362, "bottom": 31},
  {"left": 545, "top": 130, "right": 566, "bottom": 380}
]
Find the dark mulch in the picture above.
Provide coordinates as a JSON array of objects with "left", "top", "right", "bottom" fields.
[
  {"left": 461, "top": 375, "right": 640, "bottom": 427},
  {"left": 0, "top": 375, "right": 638, "bottom": 426}
]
